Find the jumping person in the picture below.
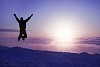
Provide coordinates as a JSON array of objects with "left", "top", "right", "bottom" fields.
[{"left": 14, "top": 14, "right": 33, "bottom": 41}]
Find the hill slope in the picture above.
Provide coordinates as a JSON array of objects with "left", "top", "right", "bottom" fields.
[{"left": 0, "top": 46, "right": 100, "bottom": 67}]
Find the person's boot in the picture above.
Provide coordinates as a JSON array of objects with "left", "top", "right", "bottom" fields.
[
  {"left": 18, "top": 36, "right": 21, "bottom": 41},
  {"left": 22, "top": 37, "right": 25, "bottom": 41}
]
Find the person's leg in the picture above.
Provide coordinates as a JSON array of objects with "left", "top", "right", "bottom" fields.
[
  {"left": 24, "top": 30, "right": 27, "bottom": 38},
  {"left": 22, "top": 30, "right": 27, "bottom": 41},
  {"left": 18, "top": 36, "right": 21, "bottom": 41},
  {"left": 21, "top": 30, "right": 25, "bottom": 41},
  {"left": 22, "top": 36, "right": 25, "bottom": 41},
  {"left": 18, "top": 31, "right": 22, "bottom": 41},
  {"left": 20, "top": 29, "right": 27, "bottom": 41}
]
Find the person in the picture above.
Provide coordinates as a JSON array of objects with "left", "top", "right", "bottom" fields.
[{"left": 14, "top": 14, "right": 33, "bottom": 41}]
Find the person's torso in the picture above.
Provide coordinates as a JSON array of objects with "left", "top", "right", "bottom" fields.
[{"left": 19, "top": 20, "right": 26, "bottom": 30}]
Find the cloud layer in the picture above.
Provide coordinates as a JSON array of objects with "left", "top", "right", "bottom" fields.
[
  {"left": 0, "top": 29, "right": 19, "bottom": 32},
  {"left": 77, "top": 37, "right": 100, "bottom": 45}
]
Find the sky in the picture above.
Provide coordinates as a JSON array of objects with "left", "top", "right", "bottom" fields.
[{"left": 0, "top": 0, "right": 100, "bottom": 54}]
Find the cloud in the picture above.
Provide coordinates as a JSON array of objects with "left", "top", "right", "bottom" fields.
[
  {"left": 0, "top": 37, "right": 100, "bottom": 54},
  {"left": 77, "top": 37, "right": 100, "bottom": 45},
  {"left": 0, "top": 37, "right": 52, "bottom": 46},
  {"left": 22, "top": 37, "right": 52, "bottom": 45},
  {"left": 0, "top": 29, "right": 19, "bottom": 32}
]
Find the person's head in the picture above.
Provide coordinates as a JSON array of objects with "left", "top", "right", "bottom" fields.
[{"left": 20, "top": 17, "right": 23, "bottom": 20}]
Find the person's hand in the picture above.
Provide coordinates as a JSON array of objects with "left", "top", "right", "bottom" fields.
[
  {"left": 13, "top": 14, "right": 16, "bottom": 16},
  {"left": 31, "top": 14, "right": 33, "bottom": 16}
]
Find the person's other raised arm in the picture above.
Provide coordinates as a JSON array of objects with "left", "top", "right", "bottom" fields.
[
  {"left": 13, "top": 14, "right": 19, "bottom": 22},
  {"left": 25, "top": 14, "right": 33, "bottom": 22}
]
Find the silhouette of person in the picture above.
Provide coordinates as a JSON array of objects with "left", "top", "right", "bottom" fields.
[{"left": 14, "top": 14, "right": 33, "bottom": 41}]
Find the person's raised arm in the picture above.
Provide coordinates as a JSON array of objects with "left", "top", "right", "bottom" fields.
[
  {"left": 13, "top": 14, "right": 19, "bottom": 22},
  {"left": 25, "top": 14, "right": 33, "bottom": 22}
]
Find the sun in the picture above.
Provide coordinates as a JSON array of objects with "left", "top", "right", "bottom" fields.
[
  {"left": 50, "top": 23, "right": 77, "bottom": 50},
  {"left": 54, "top": 26, "right": 73, "bottom": 43},
  {"left": 52, "top": 23, "right": 76, "bottom": 44},
  {"left": 47, "top": 16, "right": 78, "bottom": 49}
]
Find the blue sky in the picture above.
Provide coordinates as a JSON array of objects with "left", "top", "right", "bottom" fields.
[
  {"left": 0, "top": 0, "right": 100, "bottom": 53},
  {"left": 0, "top": 0, "right": 100, "bottom": 37}
]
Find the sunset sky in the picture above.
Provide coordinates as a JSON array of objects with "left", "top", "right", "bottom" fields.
[{"left": 0, "top": 0, "right": 100, "bottom": 54}]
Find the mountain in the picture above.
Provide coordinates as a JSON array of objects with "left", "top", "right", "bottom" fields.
[{"left": 0, "top": 46, "right": 100, "bottom": 67}]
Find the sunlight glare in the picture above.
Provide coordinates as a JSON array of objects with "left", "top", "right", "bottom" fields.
[
  {"left": 53, "top": 23, "right": 76, "bottom": 44},
  {"left": 48, "top": 15, "right": 78, "bottom": 50}
]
